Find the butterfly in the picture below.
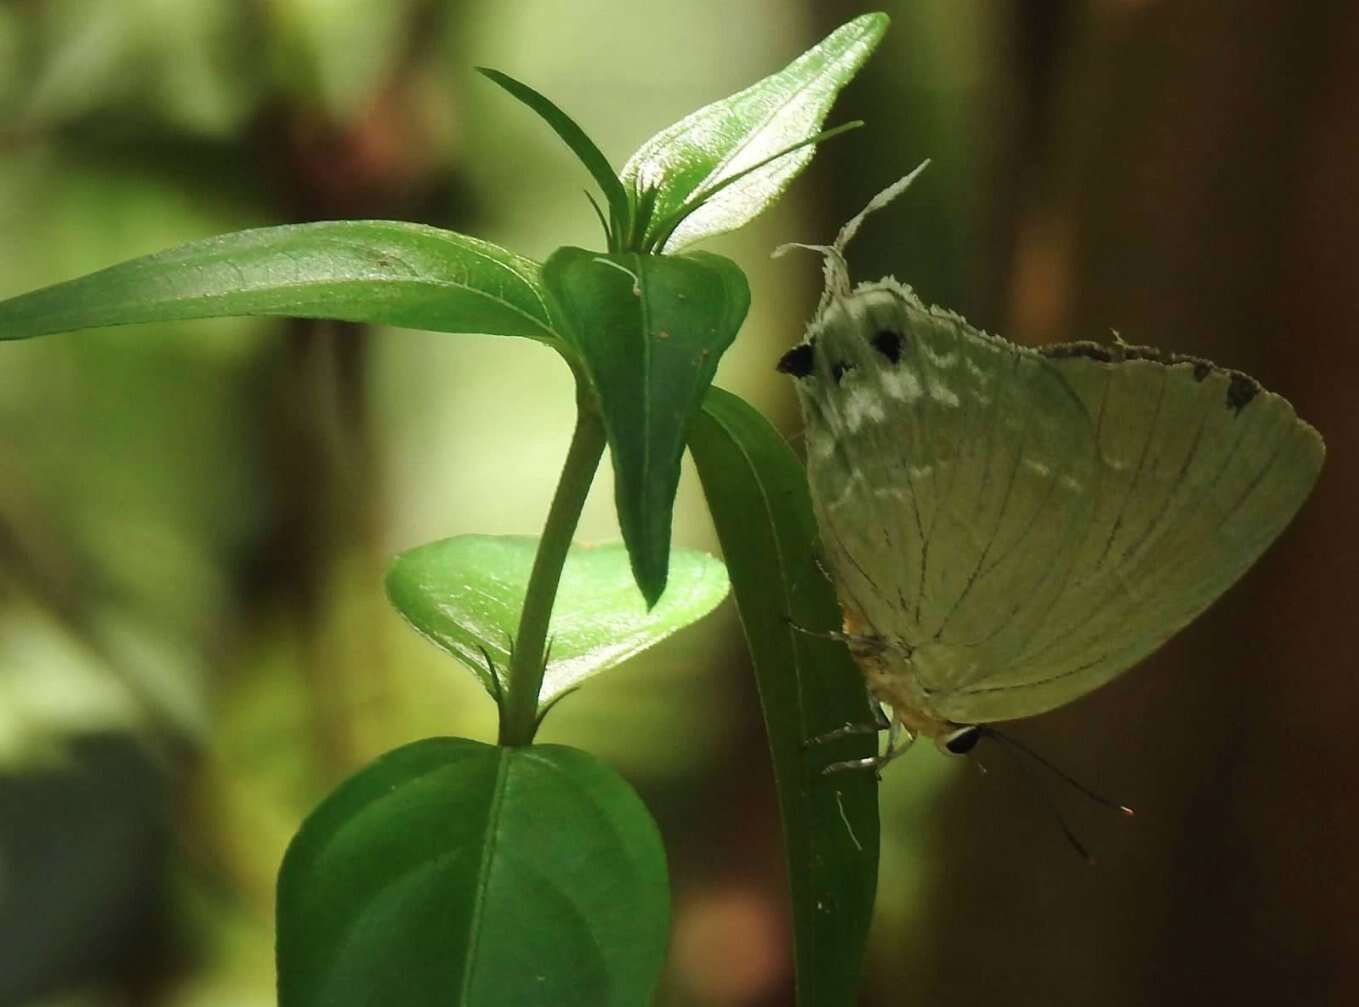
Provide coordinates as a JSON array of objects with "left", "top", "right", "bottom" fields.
[{"left": 777, "top": 170, "right": 1325, "bottom": 769}]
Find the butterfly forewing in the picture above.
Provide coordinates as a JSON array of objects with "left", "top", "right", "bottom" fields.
[{"left": 798, "top": 282, "right": 1100, "bottom": 695}]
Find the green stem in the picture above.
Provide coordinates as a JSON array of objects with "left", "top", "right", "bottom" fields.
[{"left": 499, "top": 401, "right": 607, "bottom": 746}]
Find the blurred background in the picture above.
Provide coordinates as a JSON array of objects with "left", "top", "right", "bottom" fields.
[{"left": 0, "top": 1, "right": 1354, "bottom": 1004}]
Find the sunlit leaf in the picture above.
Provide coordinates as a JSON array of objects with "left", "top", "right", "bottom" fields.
[
  {"left": 384, "top": 535, "right": 729, "bottom": 704},
  {"left": 689, "top": 386, "right": 879, "bottom": 1007},
  {"left": 0, "top": 221, "right": 558, "bottom": 344},
  {"left": 621, "top": 13, "right": 888, "bottom": 252},
  {"left": 277, "top": 738, "right": 669, "bottom": 1007},
  {"left": 543, "top": 248, "right": 748, "bottom": 606}
]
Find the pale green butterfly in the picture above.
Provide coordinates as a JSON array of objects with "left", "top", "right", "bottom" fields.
[{"left": 777, "top": 167, "right": 1325, "bottom": 769}]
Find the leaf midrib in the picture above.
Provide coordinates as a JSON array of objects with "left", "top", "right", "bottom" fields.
[
  {"left": 2, "top": 271, "right": 559, "bottom": 341},
  {"left": 665, "top": 20, "right": 875, "bottom": 236},
  {"left": 460, "top": 747, "right": 513, "bottom": 1004},
  {"left": 703, "top": 399, "right": 812, "bottom": 733},
  {"left": 636, "top": 255, "right": 655, "bottom": 540}
]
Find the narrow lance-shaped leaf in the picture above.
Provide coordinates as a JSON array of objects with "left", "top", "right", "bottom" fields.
[
  {"left": 621, "top": 12, "right": 888, "bottom": 252},
  {"left": 0, "top": 221, "right": 559, "bottom": 344},
  {"left": 477, "top": 68, "right": 633, "bottom": 246},
  {"left": 544, "top": 249, "right": 749, "bottom": 607},
  {"left": 277, "top": 738, "right": 670, "bottom": 1007},
  {"left": 384, "top": 535, "right": 730, "bottom": 705},
  {"left": 689, "top": 386, "right": 879, "bottom": 1007}
]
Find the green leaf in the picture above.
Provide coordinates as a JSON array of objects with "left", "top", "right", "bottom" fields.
[
  {"left": 620, "top": 13, "right": 888, "bottom": 252},
  {"left": 544, "top": 249, "right": 749, "bottom": 607},
  {"left": 688, "top": 386, "right": 879, "bottom": 1007},
  {"left": 0, "top": 221, "right": 558, "bottom": 344},
  {"left": 277, "top": 738, "right": 669, "bottom": 1007},
  {"left": 385, "top": 534, "right": 730, "bottom": 705},
  {"left": 643, "top": 120, "right": 865, "bottom": 255},
  {"left": 476, "top": 68, "right": 632, "bottom": 249}
]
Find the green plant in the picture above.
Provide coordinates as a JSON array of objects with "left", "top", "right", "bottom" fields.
[{"left": 0, "top": 14, "right": 890, "bottom": 1006}]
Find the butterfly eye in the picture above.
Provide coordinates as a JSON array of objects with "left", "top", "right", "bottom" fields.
[{"left": 942, "top": 726, "right": 981, "bottom": 756}]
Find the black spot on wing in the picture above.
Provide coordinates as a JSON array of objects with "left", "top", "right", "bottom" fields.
[
  {"left": 777, "top": 342, "right": 815, "bottom": 378},
  {"left": 1040, "top": 339, "right": 1223, "bottom": 372},
  {"left": 1121, "top": 346, "right": 1179, "bottom": 364},
  {"left": 1039, "top": 342, "right": 1114, "bottom": 363},
  {"left": 871, "top": 328, "right": 904, "bottom": 363},
  {"left": 1226, "top": 372, "right": 1259, "bottom": 413}
]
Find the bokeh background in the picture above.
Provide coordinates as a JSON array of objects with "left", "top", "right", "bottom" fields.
[{"left": 1, "top": 1, "right": 1355, "bottom": 1004}]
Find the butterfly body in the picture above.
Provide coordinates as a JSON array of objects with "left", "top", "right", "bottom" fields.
[
  {"left": 781, "top": 270, "right": 1323, "bottom": 740},
  {"left": 837, "top": 606, "right": 951, "bottom": 740}
]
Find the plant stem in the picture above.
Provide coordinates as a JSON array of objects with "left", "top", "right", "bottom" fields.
[{"left": 499, "top": 401, "right": 606, "bottom": 746}]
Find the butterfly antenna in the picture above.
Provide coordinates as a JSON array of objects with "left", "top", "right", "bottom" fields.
[
  {"left": 1032, "top": 773, "right": 1096, "bottom": 865},
  {"left": 775, "top": 160, "right": 932, "bottom": 313},
  {"left": 982, "top": 727, "right": 1135, "bottom": 818},
  {"left": 832, "top": 159, "right": 930, "bottom": 254},
  {"left": 980, "top": 732, "right": 1096, "bottom": 865},
  {"left": 772, "top": 241, "right": 852, "bottom": 307}
]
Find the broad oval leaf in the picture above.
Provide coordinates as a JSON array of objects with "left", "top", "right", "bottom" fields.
[
  {"left": 544, "top": 248, "right": 749, "bottom": 607},
  {"left": 689, "top": 386, "right": 879, "bottom": 1007},
  {"left": 620, "top": 13, "right": 888, "bottom": 252},
  {"left": 0, "top": 221, "right": 558, "bottom": 344},
  {"left": 277, "top": 738, "right": 669, "bottom": 1007},
  {"left": 385, "top": 534, "right": 730, "bottom": 704}
]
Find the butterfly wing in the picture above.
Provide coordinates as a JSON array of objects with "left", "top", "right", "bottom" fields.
[
  {"left": 790, "top": 279, "right": 1323, "bottom": 725},
  {"left": 793, "top": 280, "right": 1101, "bottom": 695},
  {"left": 938, "top": 340, "right": 1324, "bottom": 723}
]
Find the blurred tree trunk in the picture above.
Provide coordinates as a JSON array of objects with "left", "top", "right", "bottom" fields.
[
  {"left": 240, "top": 0, "right": 462, "bottom": 780},
  {"left": 977, "top": 1, "right": 1358, "bottom": 1004}
]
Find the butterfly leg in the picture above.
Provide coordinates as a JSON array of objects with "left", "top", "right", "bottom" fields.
[
  {"left": 821, "top": 723, "right": 917, "bottom": 776},
  {"left": 803, "top": 701, "right": 891, "bottom": 748},
  {"left": 784, "top": 618, "right": 857, "bottom": 646}
]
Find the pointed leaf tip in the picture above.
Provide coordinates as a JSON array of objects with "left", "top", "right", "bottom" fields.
[
  {"left": 0, "top": 221, "right": 558, "bottom": 343},
  {"left": 620, "top": 12, "right": 890, "bottom": 251},
  {"left": 544, "top": 250, "right": 749, "bottom": 607},
  {"left": 477, "top": 67, "right": 631, "bottom": 247}
]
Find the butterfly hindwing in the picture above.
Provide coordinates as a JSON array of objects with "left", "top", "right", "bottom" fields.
[{"left": 942, "top": 344, "right": 1323, "bottom": 723}]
